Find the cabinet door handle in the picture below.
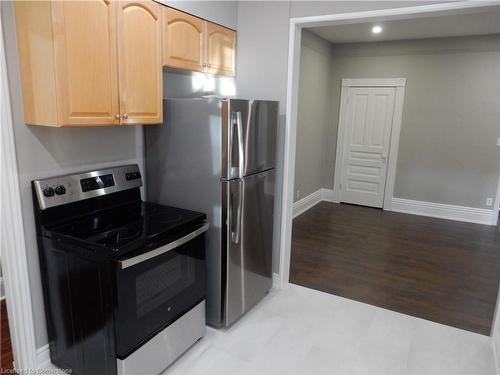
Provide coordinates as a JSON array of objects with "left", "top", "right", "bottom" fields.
[
  {"left": 207, "top": 63, "right": 211, "bottom": 67},
  {"left": 115, "top": 114, "right": 121, "bottom": 120},
  {"left": 123, "top": 114, "right": 128, "bottom": 119},
  {"left": 202, "top": 63, "right": 207, "bottom": 67}
]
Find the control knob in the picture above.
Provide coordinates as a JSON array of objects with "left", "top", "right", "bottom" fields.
[
  {"left": 43, "top": 187, "right": 55, "bottom": 197},
  {"left": 126, "top": 171, "right": 141, "bottom": 181},
  {"left": 55, "top": 185, "right": 66, "bottom": 195}
]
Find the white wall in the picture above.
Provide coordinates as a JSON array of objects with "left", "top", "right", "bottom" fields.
[
  {"left": 294, "top": 30, "right": 335, "bottom": 202},
  {"left": 328, "top": 35, "right": 500, "bottom": 209}
]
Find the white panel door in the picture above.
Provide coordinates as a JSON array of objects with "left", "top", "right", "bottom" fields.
[{"left": 340, "top": 87, "right": 396, "bottom": 208}]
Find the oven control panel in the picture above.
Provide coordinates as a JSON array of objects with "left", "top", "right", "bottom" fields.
[
  {"left": 33, "top": 165, "right": 143, "bottom": 210},
  {"left": 80, "top": 174, "right": 115, "bottom": 192}
]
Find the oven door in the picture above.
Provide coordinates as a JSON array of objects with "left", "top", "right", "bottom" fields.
[{"left": 113, "top": 224, "right": 208, "bottom": 359}]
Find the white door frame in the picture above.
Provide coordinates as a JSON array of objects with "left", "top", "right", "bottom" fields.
[
  {"left": 278, "top": 1, "right": 500, "bottom": 288},
  {"left": 493, "top": 171, "right": 500, "bottom": 226},
  {"left": 332, "top": 78, "right": 406, "bottom": 210},
  {"left": 0, "top": 14, "right": 38, "bottom": 371}
]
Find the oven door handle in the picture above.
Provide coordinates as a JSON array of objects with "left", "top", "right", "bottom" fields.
[{"left": 118, "top": 223, "right": 209, "bottom": 269}]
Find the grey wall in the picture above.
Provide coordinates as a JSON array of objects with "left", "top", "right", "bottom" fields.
[
  {"left": 294, "top": 30, "right": 335, "bottom": 202},
  {"left": 328, "top": 35, "right": 500, "bottom": 209},
  {"left": 236, "top": 1, "right": 291, "bottom": 273},
  {"left": 289, "top": 1, "right": 438, "bottom": 18},
  {"left": 235, "top": 0, "right": 447, "bottom": 273}
]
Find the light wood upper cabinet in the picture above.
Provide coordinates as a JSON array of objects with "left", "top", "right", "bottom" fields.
[
  {"left": 205, "top": 22, "right": 236, "bottom": 77},
  {"left": 51, "top": 0, "right": 119, "bottom": 126},
  {"left": 14, "top": 1, "right": 59, "bottom": 126},
  {"left": 163, "top": 8, "right": 204, "bottom": 72},
  {"left": 117, "top": 0, "right": 163, "bottom": 125},
  {"left": 162, "top": 7, "right": 236, "bottom": 77},
  {"left": 14, "top": 0, "right": 163, "bottom": 127}
]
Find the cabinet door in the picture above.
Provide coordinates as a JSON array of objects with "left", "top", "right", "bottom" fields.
[
  {"left": 51, "top": 0, "right": 120, "bottom": 126},
  {"left": 116, "top": 0, "right": 163, "bottom": 125},
  {"left": 205, "top": 22, "right": 236, "bottom": 77},
  {"left": 163, "top": 8, "right": 204, "bottom": 72}
]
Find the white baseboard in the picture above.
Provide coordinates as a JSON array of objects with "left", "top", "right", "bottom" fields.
[
  {"left": 0, "top": 277, "right": 4, "bottom": 301},
  {"left": 391, "top": 198, "right": 496, "bottom": 226},
  {"left": 321, "top": 188, "right": 335, "bottom": 202},
  {"left": 272, "top": 272, "right": 280, "bottom": 289},
  {"left": 293, "top": 189, "right": 337, "bottom": 218},
  {"left": 293, "top": 190, "right": 322, "bottom": 218},
  {"left": 37, "top": 344, "right": 52, "bottom": 369},
  {"left": 492, "top": 337, "right": 500, "bottom": 375}
]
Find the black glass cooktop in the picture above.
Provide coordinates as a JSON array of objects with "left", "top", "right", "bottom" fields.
[{"left": 46, "top": 202, "right": 206, "bottom": 251}]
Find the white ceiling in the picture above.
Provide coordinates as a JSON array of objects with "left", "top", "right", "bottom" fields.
[{"left": 309, "top": 8, "right": 500, "bottom": 44}]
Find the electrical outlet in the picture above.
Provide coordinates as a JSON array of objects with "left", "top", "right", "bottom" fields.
[
  {"left": 296, "top": 190, "right": 300, "bottom": 199},
  {"left": 486, "top": 197, "right": 493, "bottom": 207}
]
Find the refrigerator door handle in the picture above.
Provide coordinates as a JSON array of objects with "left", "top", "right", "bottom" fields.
[
  {"left": 234, "top": 111, "right": 244, "bottom": 179},
  {"left": 231, "top": 180, "right": 244, "bottom": 244},
  {"left": 229, "top": 112, "right": 235, "bottom": 178}
]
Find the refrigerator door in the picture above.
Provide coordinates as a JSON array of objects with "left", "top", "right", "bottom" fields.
[
  {"left": 222, "top": 100, "right": 278, "bottom": 180},
  {"left": 222, "top": 169, "right": 275, "bottom": 327}
]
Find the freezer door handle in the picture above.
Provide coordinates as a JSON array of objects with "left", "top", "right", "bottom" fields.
[
  {"left": 235, "top": 112, "right": 244, "bottom": 178},
  {"left": 230, "top": 111, "right": 244, "bottom": 179},
  {"left": 230, "top": 180, "right": 244, "bottom": 244}
]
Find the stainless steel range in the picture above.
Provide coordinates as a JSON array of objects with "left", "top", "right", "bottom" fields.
[{"left": 32, "top": 165, "right": 208, "bottom": 375}]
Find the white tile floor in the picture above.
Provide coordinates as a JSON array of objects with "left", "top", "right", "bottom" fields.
[{"left": 164, "top": 284, "right": 497, "bottom": 375}]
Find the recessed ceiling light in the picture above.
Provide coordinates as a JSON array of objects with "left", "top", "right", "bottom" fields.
[{"left": 372, "top": 25, "right": 382, "bottom": 34}]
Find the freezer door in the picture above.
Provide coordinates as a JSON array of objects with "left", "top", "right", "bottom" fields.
[
  {"left": 222, "top": 169, "right": 275, "bottom": 326},
  {"left": 222, "top": 100, "right": 278, "bottom": 179}
]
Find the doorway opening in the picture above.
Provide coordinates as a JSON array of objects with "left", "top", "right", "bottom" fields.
[{"left": 280, "top": 1, "right": 500, "bottom": 336}]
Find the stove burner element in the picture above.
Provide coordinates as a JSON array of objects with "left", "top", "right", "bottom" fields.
[
  {"left": 72, "top": 217, "right": 112, "bottom": 235},
  {"left": 148, "top": 212, "right": 182, "bottom": 224},
  {"left": 99, "top": 227, "right": 141, "bottom": 248}
]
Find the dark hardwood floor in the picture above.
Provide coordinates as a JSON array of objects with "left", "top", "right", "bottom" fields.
[
  {"left": 1, "top": 299, "right": 14, "bottom": 370},
  {"left": 290, "top": 202, "right": 500, "bottom": 336}
]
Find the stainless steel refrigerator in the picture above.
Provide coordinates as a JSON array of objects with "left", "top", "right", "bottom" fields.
[{"left": 145, "top": 97, "right": 278, "bottom": 328}]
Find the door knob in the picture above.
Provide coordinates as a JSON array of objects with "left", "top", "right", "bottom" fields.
[
  {"left": 115, "top": 114, "right": 121, "bottom": 120},
  {"left": 202, "top": 63, "right": 207, "bottom": 67},
  {"left": 123, "top": 114, "right": 128, "bottom": 119}
]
